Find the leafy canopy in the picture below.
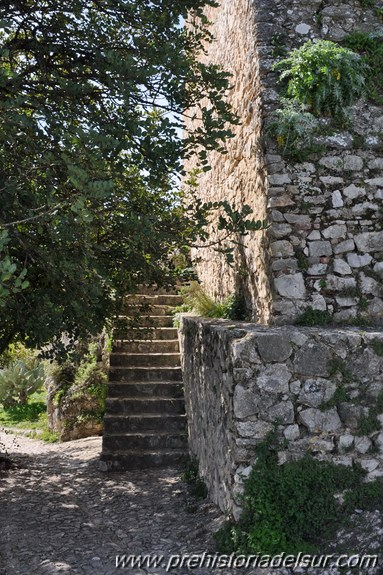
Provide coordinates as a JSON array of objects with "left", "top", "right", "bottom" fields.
[{"left": 0, "top": 1, "right": 264, "bottom": 356}]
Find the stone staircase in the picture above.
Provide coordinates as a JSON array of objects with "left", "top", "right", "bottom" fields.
[{"left": 100, "top": 289, "right": 188, "bottom": 470}]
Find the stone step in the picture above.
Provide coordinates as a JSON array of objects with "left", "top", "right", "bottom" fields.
[
  {"left": 102, "top": 432, "right": 187, "bottom": 451},
  {"left": 122, "top": 304, "right": 175, "bottom": 317},
  {"left": 109, "top": 366, "right": 183, "bottom": 382},
  {"left": 134, "top": 285, "right": 181, "bottom": 295},
  {"left": 100, "top": 449, "right": 188, "bottom": 470},
  {"left": 113, "top": 340, "right": 179, "bottom": 354},
  {"left": 125, "top": 294, "right": 183, "bottom": 306},
  {"left": 103, "top": 414, "right": 187, "bottom": 434},
  {"left": 114, "top": 327, "right": 179, "bottom": 341},
  {"left": 138, "top": 315, "right": 174, "bottom": 328},
  {"left": 107, "top": 382, "right": 184, "bottom": 398},
  {"left": 110, "top": 352, "right": 181, "bottom": 368},
  {"left": 105, "top": 397, "right": 185, "bottom": 415}
]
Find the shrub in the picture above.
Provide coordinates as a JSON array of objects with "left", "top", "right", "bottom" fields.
[
  {"left": 0, "top": 360, "right": 45, "bottom": 408},
  {"left": 296, "top": 306, "right": 332, "bottom": 326},
  {"left": 180, "top": 281, "right": 249, "bottom": 320},
  {"left": 267, "top": 99, "right": 320, "bottom": 160},
  {"left": 274, "top": 40, "right": 366, "bottom": 117},
  {"left": 215, "top": 433, "right": 365, "bottom": 555}
]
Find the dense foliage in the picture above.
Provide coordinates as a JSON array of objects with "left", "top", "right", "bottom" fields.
[
  {"left": 274, "top": 40, "right": 366, "bottom": 118},
  {"left": 0, "top": 1, "right": 264, "bottom": 356},
  {"left": 215, "top": 431, "right": 368, "bottom": 555}
]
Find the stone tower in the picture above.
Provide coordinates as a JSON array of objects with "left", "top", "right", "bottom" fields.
[{"left": 190, "top": 0, "right": 383, "bottom": 326}]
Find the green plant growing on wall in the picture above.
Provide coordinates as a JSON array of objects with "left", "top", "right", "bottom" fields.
[
  {"left": 267, "top": 99, "right": 320, "bottom": 160},
  {"left": 273, "top": 40, "right": 366, "bottom": 118},
  {"left": 215, "top": 431, "right": 366, "bottom": 555},
  {"left": 343, "top": 31, "right": 383, "bottom": 105},
  {"left": 296, "top": 306, "right": 332, "bottom": 326},
  {"left": 179, "top": 282, "right": 249, "bottom": 320}
]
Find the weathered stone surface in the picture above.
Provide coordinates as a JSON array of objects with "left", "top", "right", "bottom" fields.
[
  {"left": 237, "top": 420, "right": 273, "bottom": 439},
  {"left": 257, "top": 363, "right": 292, "bottom": 393},
  {"left": 322, "top": 224, "right": 347, "bottom": 240},
  {"left": 298, "top": 378, "right": 337, "bottom": 408},
  {"left": 355, "top": 231, "right": 383, "bottom": 253},
  {"left": 298, "top": 408, "right": 342, "bottom": 433},
  {"left": 343, "top": 183, "right": 366, "bottom": 200},
  {"left": 270, "top": 240, "right": 294, "bottom": 257},
  {"left": 338, "top": 403, "right": 365, "bottom": 429},
  {"left": 284, "top": 424, "right": 300, "bottom": 441},
  {"left": 294, "top": 342, "right": 331, "bottom": 377},
  {"left": 308, "top": 241, "right": 333, "bottom": 257},
  {"left": 333, "top": 239, "right": 355, "bottom": 254},
  {"left": 355, "top": 436, "right": 372, "bottom": 454},
  {"left": 347, "top": 253, "right": 373, "bottom": 268},
  {"left": 256, "top": 333, "right": 292, "bottom": 362},
  {"left": 274, "top": 273, "right": 306, "bottom": 299},
  {"left": 332, "top": 190, "right": 344, "bottom": 208},
  {"left": 333, "top": 258, "right": 352, "bottom": 275},
  {"left": 233, "top": 385, "right": 258, "bottom": 419},
  {"left": 264, "top": 400, "right": 295, "bottom": 424}
]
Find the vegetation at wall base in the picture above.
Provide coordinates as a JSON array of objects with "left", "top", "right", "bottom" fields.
[
  {"left": 178, "top": 282, "right": 250, "bottom": 321},
  {"left": 214, "top": 430, "right": 383, "bottom": 556},
  {"left": 181, "top": 457, "right": 208, "bottom": 499},
  {"left": 295, "top": 307, "right": 332, "bottom": 326}
]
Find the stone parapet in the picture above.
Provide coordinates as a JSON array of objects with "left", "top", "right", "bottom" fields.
[{"left": 180, "top": 316, "right": 383, "bottom": 518}]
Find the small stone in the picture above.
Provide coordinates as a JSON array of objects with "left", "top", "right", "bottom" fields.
[
  {"left": 290, "top": 380, "right": 302, "bottom": 395},
  {"left": 308, "top": 241, "right": 332, "bottom": 257},
  {"left": 298, "top": 378, "right": 337, "bottom": 408},
  {"left": 320, "top": 176, "right": 345, "bottom": 186},
  {"left": 274, "top": 273, "right": 306, "bottom": 299},
  {"left": 319, "top": 156, "right": 344, "bottom": 170},
  {"left": 311, "top": 294, "right": 327, "bottom": 311},
  {"left": 271, "top": 240, "right": 294, "bottom": 258},
  {"left": 307, "top": 230, "right": 321, "bottom": 241},
  {"left": 355, "top": 231, "right": 383, "bottom": 253},
  {"left": 333, "top": 239, "right": 355, "bottom": 254},
  {"left": 268, "top": 173, "right": 291, "bottom": 186},
  {"left": 343, "top": 183, "right": 366, "bottom": 200},
  {"left": 295, "top": 22, "right": 311, "bottom": 34},
  {"left": 284, "top": 424, "right": 300, "bottom": 441},
  {"left": 332, "top": 190, "right": 344, "bottom": 208},
  {"left": 264, "top": 400, "right": 295, "bottom": 425},
  {"left": 322, "top": 224, "right": 347, "bottom": 240},
  {"left": 298, "top": 408, "right": 342, "bottom": 433},
  {"left": 347, "top": 253, "right": 372, "bottom": 268},
  {"left": 359, "top": 459, "right": 379, "bottom": 472},
  {"left": 338, "top": 403, "right": 364, "bottom": 429},
  {"left": 355, "top": 436, "right": 372, "bottom": 454},
  {"left": 333, "top": 259, "right": 352, "bottom": 275},
  {"left": 307, "top": 263, "right": 328, "bottom": 275},
  {"left": 237, "top": 420, "right": 273, "bottom": 439},
  {"left": 343, "top": 155, "right": 364, "bottom": 171}
]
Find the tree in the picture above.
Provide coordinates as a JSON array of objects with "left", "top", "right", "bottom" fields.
[{"left": 0, "top": 1, "right": 263, "bottom": 356}]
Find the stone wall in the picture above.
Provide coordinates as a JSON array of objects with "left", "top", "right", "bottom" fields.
[
  {"left": 180, "top": 316, "right": 383, "bottom": 518},
  {"left": 189, "top": 0, "right": 383, "bottom": 325}
]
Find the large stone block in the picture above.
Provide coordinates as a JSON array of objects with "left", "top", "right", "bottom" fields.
[
  {"left": 298, "top": 408, "right": 342, "bottom": 433},
  {"left": 256, "top": 333, "right": 293, "bottom": 362},
  {"left": 257, "top": 363, "right": 292, "bottom": 393},
  {"left": 294, "top": 341, "right": 331, "bottom": 377}
]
